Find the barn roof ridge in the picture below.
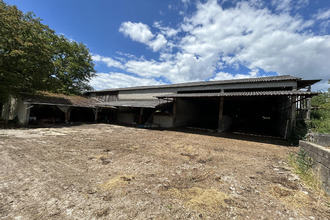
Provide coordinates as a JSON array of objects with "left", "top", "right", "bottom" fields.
[{"left": 87, "top": 75, "right": 302, "bottom": 93}]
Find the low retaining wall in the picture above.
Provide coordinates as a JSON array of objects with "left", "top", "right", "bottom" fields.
[
  {"left": 306, "top": 132, "right": 330, "bottom": 147},
  {"left": 299, "top": 140, "right": 330, "bottom": 195}
]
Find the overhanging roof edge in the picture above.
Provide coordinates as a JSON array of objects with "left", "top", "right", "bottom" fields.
[{"left": 156, "top": 91, "right": 319, "bottom": 98}]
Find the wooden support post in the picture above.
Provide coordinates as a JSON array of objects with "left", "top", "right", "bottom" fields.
[
  {"left": 65, "top": 108, "right": 71, "bottom": 123},
  {"left": 288, "top": 95, "right": 297, "bottom": 138},
  {"left": 306, "top": 85, "right": 311, "bottom": 121},
  {"left": 25, "top": 104, "right": 32, "bottom": 125},
  {"left": 57, "top": 106, "right": 72, "bottom": 123},
  {"left": 93, "top": 108, "right": 99, "bottom": 122},
  {"left": 173, "top": 98, "right": 177, "bottom": 127},
  {"left": 218, "top": 97, "right": 224, "bottom": 132},
  {"left": 139, "top": 107, "right": 144, "bottom": 124},
  {"left": 306, "top": 97, "right": 311, "bottom": 120}
]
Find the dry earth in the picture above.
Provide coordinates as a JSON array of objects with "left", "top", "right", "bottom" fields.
[{"left": 0, "top": 124, "right": 329, "bottom": 220}]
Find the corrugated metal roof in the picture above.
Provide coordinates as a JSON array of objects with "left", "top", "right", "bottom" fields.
[
  {"left": 297, "top": 79, "right": 321, "bottom": 89},
  {"left": 157, "top": 90, "right": 318, "bottom": 98},
  {"left": 87, "top": 75, "right": 301, "bottom": 93},
  {"left": 96, "top": 99, "right": 171, "bottom": 108}
]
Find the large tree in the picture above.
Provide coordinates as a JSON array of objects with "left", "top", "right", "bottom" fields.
[{"left": 0, "top": 1, "right": 95, "bottom": 103}]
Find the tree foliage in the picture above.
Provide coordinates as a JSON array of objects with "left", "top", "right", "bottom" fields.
[
  {"left": 0, "top": 1, "right": 95, "bottom": 103},
  {"left": 310, "top": 92, "right": 330, "bottom": 134}
]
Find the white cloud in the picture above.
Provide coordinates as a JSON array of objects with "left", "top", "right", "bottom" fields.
[
  {"left": 90, "top": 72, "right": 164, "bottom": 90},
  {"left": 94, "top": 0, "right": 329, "bottom": 91},
  {"left": 182, "top": 0, "right": 190, "bottom": 4},
  {"left": 174, "top": 0, "right": 329, "bottom": 80},
  {"left": 315, "top": 9, "right": 330, "bottom": 20},
  {"left": 149, "top": 34, "right": 167, "bottom": 52},
  {"left": 211, "top": 71, "right": 259, "bottom": 81},
  {"left": 92, "top": 54, "right": 125, "bottom": 69},
  {"left": 272, "top": 0, "right": 292, "bottom": 12},
  {"left": 119, "top": 22, "right": 154, "bottom": 44},
  {"left": 271, "top": 0, "right": 309, "bottom": 12},
  {"left": 153, "top": 21, "right": 179, "bottom": 37},
  {"left": 119, "top": 21, "right": 168, "bottom": 52}
]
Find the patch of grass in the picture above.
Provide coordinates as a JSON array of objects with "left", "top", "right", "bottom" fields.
[
  {"left": 168, "top": 187, "right": 229, "bottom": 213},
  {"left": 288, "top": 149, "right": 322, "bottom": 192},
  {"left": 94, "top": 154, "right": 108, "bottom": 160},
  {"left": 269, "top": 185, "right": 312, "bottom": 208},
  {"left": 98, "top": 175, "right": 135, "bottom": 191}
]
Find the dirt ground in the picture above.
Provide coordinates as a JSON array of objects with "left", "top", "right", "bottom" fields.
[{"left": 0, "top": 124, "right": 329, "bottom": 220}]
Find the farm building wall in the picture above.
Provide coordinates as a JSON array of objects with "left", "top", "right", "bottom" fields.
[
  {"left": 0, "top": 97, "right": 29, "bottom": 124},
  {"left": 153, "top": 115, "right": 174, "bottom": 128}
]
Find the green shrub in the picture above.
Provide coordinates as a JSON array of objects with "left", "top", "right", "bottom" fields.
[
  {"left": 290, "top": 120, "right": 308, "bottom": 145},
  {"left": 309, "top": 92, "right": 330, "bottom": 134}
]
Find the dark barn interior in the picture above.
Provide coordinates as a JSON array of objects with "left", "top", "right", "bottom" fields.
[
  {"left": 187, "top": 98, "right": 220, "bottom": 129},
  {"left": 182, "top": 96, "right": 282, "bottom": 137},
  {"left": 224, "top": 97, "right": 279, "bottom": 136},
  {"left": 97, "top": 108, "right": 117, "bottom": 123},
  {"left": 29, "top": 105, "right": 65, "bottom": 124},
  {"left": 70, "top": 108, "right": 95, "bottom": 122}
]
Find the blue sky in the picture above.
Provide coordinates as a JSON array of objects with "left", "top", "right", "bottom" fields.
[{"left": 5, "top": 0, "right": 330, "bottom": 91}]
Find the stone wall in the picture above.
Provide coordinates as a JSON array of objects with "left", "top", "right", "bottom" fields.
[{"left": 299, "top": 140, "right": 330, "bottom": 195}]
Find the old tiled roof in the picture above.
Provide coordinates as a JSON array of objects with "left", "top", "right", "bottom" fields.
[
  {"left": 96, "top": 99, "right": 171, "bottom": 108},
  {"left": 157, "top": 90, "right": 318, "bottom": 98},
  {"left": 87, "top": 75, "right": 301, "bottom": 93},
  {"left": 23, "top": 92, "right": 98, "bottom": 107}
]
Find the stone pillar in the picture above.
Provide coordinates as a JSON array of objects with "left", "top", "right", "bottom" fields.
[{"left": 218, "top": 97, "right": 224, "bottom": 132}]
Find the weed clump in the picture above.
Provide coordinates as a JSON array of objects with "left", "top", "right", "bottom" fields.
[
  {"left": 269, "top": 185, "right": 312, "bottom": 208},
  {"left": 98, "top": 175, "right": 135, "bottom": 191},
  {"left": 168, "top": 187, "right": 229, "bottom": 213},
  {"left": 289, "top": 149, "right": 322, "bottom": 191}
]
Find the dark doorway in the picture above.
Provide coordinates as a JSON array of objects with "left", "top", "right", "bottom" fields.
[
  {"left": 29, "top": 105, "right": 65, "bottom": 124},
  {"left": 70, "top": 108, "right": 94, "bottom": 122},
  {"left": 192, "top": 98, "right": 219, "bottom": 129},
  {"left": 224, "top": 96, "right": 280, "bottom": 136},
  {"left": 177, "top": 96, "right": 282, "bottom": 137},
  {"left": 97, "top": 108, "right": 117, "bottom": 123},
  {"left": 0, "top": 103, "right": 3, "bottom": 116}
]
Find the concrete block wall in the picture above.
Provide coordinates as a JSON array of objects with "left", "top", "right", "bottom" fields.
[
  {"left": 299, "top": 140, "right": 330, "bottom": 195},
  {"left": 153, "top": 115, "right": 174, "bottom": 128},
  {"left": 306, "top": 133, "right": 330, "bottom": 148}
]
